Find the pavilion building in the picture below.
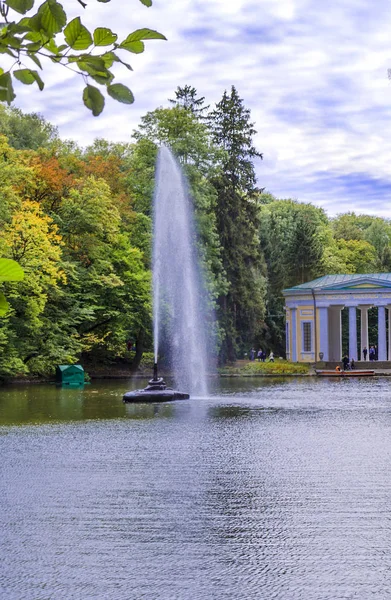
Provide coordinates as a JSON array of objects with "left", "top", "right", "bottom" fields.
[{"left": 282, "top": 274, "right": 391, "bottom": 363}]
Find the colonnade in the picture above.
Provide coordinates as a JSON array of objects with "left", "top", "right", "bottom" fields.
[{"left": 318, "top": 304, "right": 391, "bottom": 362}]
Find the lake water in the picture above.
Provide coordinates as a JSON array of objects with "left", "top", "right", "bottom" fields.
[{"left": 1, "top": 377, "right": 391, "bottom": 599}]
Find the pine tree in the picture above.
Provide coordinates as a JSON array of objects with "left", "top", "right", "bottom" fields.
[
  {"left": 209, "top": 86, "right": 266, "bottom": 362},
  {"left": 169, "top": 85, "right": 210, "bottom": 119}
]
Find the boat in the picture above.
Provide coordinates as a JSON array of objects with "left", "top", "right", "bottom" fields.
[{"left": 315, "top": 369, "right": 375, "bottom": 377}]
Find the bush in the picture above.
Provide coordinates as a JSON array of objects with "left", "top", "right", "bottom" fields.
[{"left": 243, "top": 360, "right": 309, "bottom": 375}]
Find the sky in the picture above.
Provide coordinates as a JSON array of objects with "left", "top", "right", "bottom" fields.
[{"left": 7, "top": 0, "right": 391, "bottom": 217}]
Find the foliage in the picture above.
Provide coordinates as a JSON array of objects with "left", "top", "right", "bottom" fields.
[
  {"left": 334, "top": 239, "right": 377, "bottom": 274},
  {"left": 2, "top": 96, "right": 391, "bottom": 379},
  {"left": 209, "top": 86, "right": 267, "bottom": 362},
  {"left": 0, "top": 103, "right": 58, "bottom": 148},
  {"left": 0, "top": 0, "right": 165, "bottom": 115},
  {"left": 168, "top": 85, "right": 209, "bottom": 119},
  {"left": 132, "top": 104, "right": 228, "bottom": 302},
  {"left": 242, "top": 360, "right": 310, "bottom": 375},
  {"left": 219, "top": 359, "right": 310, "bottom": 376}
]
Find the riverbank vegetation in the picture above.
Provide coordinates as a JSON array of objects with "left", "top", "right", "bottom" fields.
[
  {"left": 219, "top": 360, "right": 310, "bottom": 377},
  {"left": 1, "top": 88, "right": 391, "bottom": 379}
]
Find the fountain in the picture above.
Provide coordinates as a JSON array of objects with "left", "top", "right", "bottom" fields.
[{"left": 123, "top": 146, "right": 212, "bottom": 403}]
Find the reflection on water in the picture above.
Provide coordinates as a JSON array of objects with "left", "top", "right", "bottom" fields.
[{"left": 1, "top": 377, "right": 391, "bottom": 599}]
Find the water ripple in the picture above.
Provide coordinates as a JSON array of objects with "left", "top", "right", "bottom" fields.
[{"left": 1, "top": 378, "right": 391, "bottom": 598}]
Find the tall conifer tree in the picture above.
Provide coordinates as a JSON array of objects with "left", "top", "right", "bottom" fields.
[{"left": 209, "top": 86, "right": 266, "bottom": 362}]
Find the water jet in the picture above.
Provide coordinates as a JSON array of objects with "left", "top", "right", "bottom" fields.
[{"left": 123, "top": 146, "right": 212, "bottom": 403}]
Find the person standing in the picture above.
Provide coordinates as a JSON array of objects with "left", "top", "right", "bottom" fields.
[
  {"left": 363, "top": 346, "right": 368, "bottom": 361},
  {"left": 342, "top": 355, "right": 349, "bottom": 370},
  {"left": 257, "top": 349, "right": 263, "bottom": 362},
  {"left": 269, "top": 351, "right": 274, "bottom": 362}
]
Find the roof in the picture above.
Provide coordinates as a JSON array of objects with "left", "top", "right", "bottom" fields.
[
  {"left": 56, "top": 364, "right": 84, "bottom": 372},
  {"left": 283, "top": 273, "right": 391, "bottom": 294}
]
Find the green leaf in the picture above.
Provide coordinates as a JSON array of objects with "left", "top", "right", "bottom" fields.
[
  {"left": 83, "top": 84, "right": 105, "bottom": 116},
  {"left": 7, "top": 21, "right": 32, "bottom": 34},
  {"left": 0, "top": 72, "right": 15, "bottom": 104},
  {"left": 93, "top": 27, "right": 117, "bottom": 46},
  {"left": 32, "top": 69, "right": 44, "bottom": 89},
  {"left": 3, "top": 35, "right": 22, "bottom": 49},
  {"left": 25, "top": 41, "right": 42, "bottom": 51},
  {"left": 5, "top": 0, "right": 35, "bottom": 15},
  {"left": 0, "top": 292, "right": 10, "bottom": 317},
  {"left": 139, "top": 0, "right": 152, "bottom": 6},
  {"left": 118, "top": 28, "right": 166, "bottom": 53},
  {"left": 27, "top": 13, "right": 43, "bottom": 32},
  {"left": 0, "top": 47, "right": 17, "bottom": 57},
  {"left": 24, "top": 30, "right": 44, "bottom": 42},
  {"left": 117, "top": 39, "right": 144, "bottom": 54},
  {"left": 64, "top": 17, "right": 92, "bottom": 50},
  {"left": 37, "top": 0, "right": 67, "bottom": 36},
  {"left": 107, "top": 83, "right": 134, "bottom": 104},
  {"left": 77, "top": 54, "right": 106, "bottom": 69},
  {"left": 78, "top": 60, "right": 113, "bottom": 85},
  {"left": 123, "top": 28, "right": 166, "bottom": 41},
  {"left": 27, "top": 51, "right": 42, "bottom": 69},
  {"left": 45, "top": 38, "right": 60, "bottom": 53},
  {"left": 101, "top": 51, "right": 132, "bottom": 70},
  {"left": 0, "top": 258, "right": 24, "bottom": 281},
  {"left": 13, "top": 68, "right": 44, "bottom": 90}
]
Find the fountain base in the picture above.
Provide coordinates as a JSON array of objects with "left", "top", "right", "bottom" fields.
[{"left": 123, "top": 363, "right": 190, "bottom": 403}]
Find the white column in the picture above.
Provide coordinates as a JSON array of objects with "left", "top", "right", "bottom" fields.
[
  {"left": 328, "top": 306, "right": 343, "bottom": 362},
  {"left": 378, "top": 306, "right": 387, "bottom": 361},
  {"left": 291, "top": 307, "right": 297, "bottom": 362},
  {"left": 318, "top": 306, "right": 329, "bottom": 361},
  {"left": 348, "top": 306, "right": 357, "bottom": 361},
  {"left": 387, "top": 306, "right": 391, "bottom": 361},
  {"left": 360, "top": 305, "right": 369, "bottom": 361}
]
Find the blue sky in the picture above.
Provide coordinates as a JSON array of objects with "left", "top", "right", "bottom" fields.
[{"left": 7, "top": 0, "right": 391, "bottom": 217}]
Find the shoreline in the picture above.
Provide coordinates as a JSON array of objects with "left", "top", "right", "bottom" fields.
[{"left": 3, "top": 369, "right": 391, "bottom": 385}]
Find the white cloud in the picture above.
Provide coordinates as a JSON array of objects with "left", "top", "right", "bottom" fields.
[{"left": 5, "top": 0, "right": 391, "bottom": 217}]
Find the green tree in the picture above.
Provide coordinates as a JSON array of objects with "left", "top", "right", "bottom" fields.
[
  {"left": 259, "top": 199, "right": 328, "bottom": 355},
  {"left": 209, "top": 86, "right": 266, "bottom": 361},
  {"left": 335, "top": 239, "right": 377, "bottom": 273},
  {"left": 168, "top": 85, "right": 209, "bottom": 119},
  {"left": 0, "top": 104, "right": 58, "bottom": 148},
  {"left": 363, "top": 219, "right": 391, "bottom": 271},
  {"left": 132, "top": 104, "right": 227, "bottom": 303},
  {"left": 0, "top": 0, "right": 165, "bottom": 115}
]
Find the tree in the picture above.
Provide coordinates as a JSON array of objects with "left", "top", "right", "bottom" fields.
[
  {"left": 0, "top": 103, "right": 58, "bottom": 148},
  {"left": 335, "top": 239, "right": 377, "bottom": 274},
  {"left": 259, "top": 199, "right": 329, "bottom": 355},
  {"left": 0, "top": 196, "right": 65, "bottom": 376},
  {"left": 168, "top": 85, "right": 209, "bottom": 119},
  {"left": 209, "top": 86, "right": 266, "bottom": 361},
  {"left": 364, "top": 219, "right": 391, "bottom": 271},
  {"left": 0, "top": 0, "right": 166, "bottom": 115},
  {"left": 132, "top": 104, "right": 227, "bottom": 304}
]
